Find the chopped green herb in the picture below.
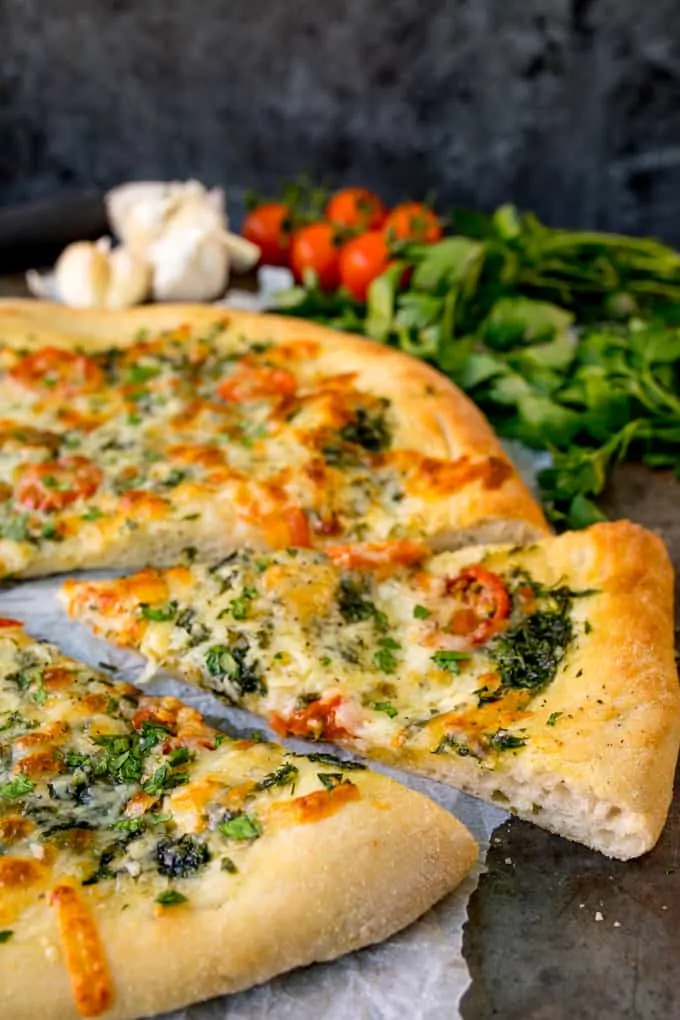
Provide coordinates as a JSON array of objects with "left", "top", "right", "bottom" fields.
[
  {"left": 219, "top": 813, "right": 262, "bottom": 841},
  {"left": 0, "top": 775, "right": 35, "bottom": 801},
  {"left": 413, "top": 604, "right": 431, "bottom": 619},
  {"left": 372, "top": 701, "right": 398, "bottom": 718},
  {"left": 303, "top": 752, "right": 366, "bottom": 770},
  {"left": 258, "top": 763, "right": 299, "bottom": 790},
  {"left": 221, "top": 857, "right": 238, "bottom": 874},
  {"left": 317, "top": 772, "right": 346, "bottom": 790},
  {"left": 488, "top": 729, "right": 527, "bottom": 752},
  {"left": 320, "top": 655, "right": 332, "bottom": 667},
  {"left": 140, "top": 602, "right": 178, "bottom": 622},
  {"left": 155, "top": 835, "right": 211, "bottom": 878},
  {"left": 547, "top": 711, "right": 563, "bottom": 727},
  {"left": 155, "top": 890, "right": 187, "bottom": 907},
  {"left": 431, "top": 650, "right": 470, "bottom": 674},
  {"left": 0, "top": 931, "right": 13, "bottom": 943}
]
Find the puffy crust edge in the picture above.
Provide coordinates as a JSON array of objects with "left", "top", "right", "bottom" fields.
[{"left": 0, "top": 765, "right": 476, "bottom": 1020}]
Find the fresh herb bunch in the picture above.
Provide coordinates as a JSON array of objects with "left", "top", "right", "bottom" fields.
[{"left": 274, "top": 203, "right": 680, "bottom": 527}]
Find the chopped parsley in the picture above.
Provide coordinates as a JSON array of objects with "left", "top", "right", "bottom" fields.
[
  {"left": 302, "top": 752, "right": 366, "bottom": 770},
  {"left": 141, "top": 602, "right": 177, "bottom": 622},
  {"left": 488, "top": 729, "right": 527, "bottom": 752},
  {"left": 219, "top": 813, "right": 262, "bottom": 841},
  {"left": 0, "top": 775, "right": 35, "bottom": 801},
  {"left": 204, "top": 640, "right": 265, "bottom": 697},
  {"left": 373, "top": 636, "right": 401, "bottom": 674},
  {"left": 339, "top": 404, "right": 391, "bottom": 452},
  {"left": 547, "top": 711, "right": 563, "bottom": 727},
  {"left": 431, "top": 650, "right": 470, "bottom": 674},
  {"left": 155, "top": 835, "right": 211, "bottom": 878},
  {"left": 413, "top": 604, "right": 431, "bottom": 620},
  {"left": 155, "top": 890, "right": 188, "bottom": 907},
  {"left": 337, "top": 577, "right": 389, "bottom": 633},
  {"left": 221, "top": 857, "right": 238, "bottom": 874},
  {"left": 317, "top": 772, "right": 346, "bottom": 791},
  {"left": 257, "top": 763, "right": 299, "bottom": 790},
  {"left": 489, "top": 611, "right": 572, "bottom": 692},
  {"left": 372, "top": 700, "right": 398, "bottom": 718},
  {"left": 0, "top": 931, "right": 13, "bottom": 944}
]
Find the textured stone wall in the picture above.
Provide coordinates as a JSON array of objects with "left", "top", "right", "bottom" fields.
[{"left": 2, "top": 0, "right": 680, "bottom": 239}]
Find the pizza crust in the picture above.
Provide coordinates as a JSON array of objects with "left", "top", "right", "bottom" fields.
[
  {"left": 1, "top": 773, "right": 475, "bottom": 1020},
  {"left": 376, "top": 521, "right": 680, "bottom": 859},
  {"left": 0, "top": 300, "right": 548, "bottom": 581}
]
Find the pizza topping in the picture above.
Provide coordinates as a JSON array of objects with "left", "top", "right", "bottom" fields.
[
  {"left": 15, "top": 457, "right": 103, "bottom": 513},
  {"left": 217, "top": 364, "right": 297, "bottom": 403},
  {"left": 155, "top": 834, "right": 211, "bottom": 877},
  {"left": 268, "top": 780, "right": 360, "bottom": 827},
  {"left": 269, "top": 694, "right": 357, "bottom": 741},
  {"left": 7, "top": 347, "right": 103, "bottom": 398},
  {"left": 326, "top": 539, "right": 426, "bottom": 572},
  {"left": 50, "top": 884, "right": 113, "bottom": 1018},
  {"left": 444, "top": 566, "right": 511, "bottom": 646}
]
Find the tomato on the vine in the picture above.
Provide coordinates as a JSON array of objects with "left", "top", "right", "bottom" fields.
[
  {"left": 242, "top": 203, "right": 291, "bottom": 266},
  {"left": 325, "top": 187, "right": 387, "bottom": 231},
  {"left": 338, "top": 230, "right": 390, "bottom": 302},
  {"left": 290, "top": 222, "right": 340, "bottom": 291},
  {"left": 383, "top": 202, "right": 442, "bottom": 244}
]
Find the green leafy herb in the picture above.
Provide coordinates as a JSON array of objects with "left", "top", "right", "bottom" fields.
[
  {"left": 0, "top": 775, "right": 35, "bottom": 801},
  {"left": 219, "top": 813, "right": 262, "bottom": 841},
  {"left": 413, "top": 604, "right": 431, "bottom": 619},
  {"left": 155, "top": 835, "right": 211, "bottom": 878},
  {"left": 141, "top": 602, "right": 177, "bottom": 622},
  {"left": 317, "top": 772, "right": 346, "bottom": 790},
  {"left": 373, "top": 636, "right": 401, "bottom": 674},
  {"left": 371, "top": 701, "right": 398, "bottom": 718},
  {"left": 0, "top": 930, "right": 13, "bottom": 943},
  {"left": 488, "top": 729, "right": 527, "bottom": 752},
  {"left": 257, "top": 763, "right": 299, "bottom": 790},
  {"left": 155, "top": 890, "right": 187, "bottom": 907},
  {"left": 547, "top": 711, "right": 563, "bottom": 727},
  {"left": 431, "top": 651, "right": 470, "bottom": 674},
  {"left": 303, "top": 752, "right": 366, "bottom": 770},
  {"left": 221, "top": 857, "right": 238, "bottom": 873}
]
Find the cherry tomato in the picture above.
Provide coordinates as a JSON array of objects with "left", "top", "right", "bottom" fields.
[
  {"left": 15, "top": 456, "right": 103, "bottom": 512},
  {"left": 290, "top": 223, "right": 340, "bottom": 291},
  {"left": 269, "top": 694, "right": 351, "bottom": 741},
  {"left": 217, "top": 364, "right": 297, "bottom": 403},
  {"left": 383, "top": 202, "right": 443, "bottom": 244},
  {"left": 338, "top": 230, "right": 390, "bottom": 302},
  {"left": 8, "top": 347, "right": 103, "bottom": 397},
  {"left": 242, "top": 203, "right": 291, "bottom": 267},
  {"left": 325, "top": 187, "right": 387, "bottom": 230},
  {"left": 445, "top": 566, "right": 510, "bottom": 645}
]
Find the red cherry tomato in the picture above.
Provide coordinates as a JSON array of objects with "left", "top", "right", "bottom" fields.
[
  {"left": 269, "top": 694, "right": 351, "bottom": 741},
  {"left": 217, "top": 365, "right": 297, "bottom": 403},
  {"left": 325, "top": 187, "right": 387, "bottom": 230},
  {"left": 338, "top": 230, "right": 390, "bottom": 302},
  {"left": 445, "top": 566, "right": 511, "bottom": 646},
  {"left": 242, "top": 203, "right": 291, "bottom": 267},
  {"left": 15, "top": 456, "right": 103, "bottom": 513},
  {"left": 290, "top": 223, "right": 340, "bottom": 291},
  {"left": 383, "top": 202, "right": 443, "bottom": 244}
]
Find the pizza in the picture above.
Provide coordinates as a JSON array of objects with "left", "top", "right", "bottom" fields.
[
  {"left": 0, "top": 300, "right": 547, "bottom": 579},
  {"left": 0, "top": 619, "right": 475, "bottom": 1020},
  {"left": 62, "top": 520, "right": 680, "bottom": 861}
]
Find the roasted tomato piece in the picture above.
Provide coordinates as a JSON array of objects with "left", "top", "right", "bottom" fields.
[
  {"left": 217, "top": 364, "right": 297, "bottom": 403},
  {"left": 269, "top": 694, "right": 353, "bottom": 741},
  {"left": 8, "top": 346, "right": 103, "bottom": 397},
  {"left": 445, "top": 565, "right": 510, "bottom": 645},
  {"left": 15, "top": 456, "right": 103, "bottom": 512}
]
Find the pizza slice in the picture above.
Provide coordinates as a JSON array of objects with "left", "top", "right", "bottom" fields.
[
  {"left": 0, "top": 300, "right": 547, "bottom": 579},
  {"left": 0, "top": 619, "right": 475, "bottom": 1020},
  {"left": 62, "top": 520, "right": 680, "bottom": 861}
]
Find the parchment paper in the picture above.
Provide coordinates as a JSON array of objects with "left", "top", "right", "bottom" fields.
[{"left": 1, "top": 281, "right": 549, "bottom": 1017}]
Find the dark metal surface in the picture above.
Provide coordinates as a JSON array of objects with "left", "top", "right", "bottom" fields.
[{"left": 462, "top": 465, "right": 680, "bottom": 1020}]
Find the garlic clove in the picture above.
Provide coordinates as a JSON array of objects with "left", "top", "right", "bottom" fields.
[
  {"left": 54, "top": 239, "right": 112, "bottom": 308},
  {"left": 106, "top": 180, "right": 228, "bottom": 258},
  {"left": 105, "top": 246, "right": 151, "bottom": 309},
  {"left": 222, "top": 231, "right": 261, "bottom": 273}
]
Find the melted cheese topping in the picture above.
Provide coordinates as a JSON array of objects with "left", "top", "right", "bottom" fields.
[
  {"left": 0, "top": 624, "right": 369, "bottom": 1016},
  {"left": 0, "top": 322, "right": 512, "bottom": 575},
  {"left": 63, "top": 543, "right": 593, "bottom": 766}
]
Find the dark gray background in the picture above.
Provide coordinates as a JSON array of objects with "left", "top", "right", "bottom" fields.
[{"left": 2, "top": 0, "right": 680, "bottom": 240}]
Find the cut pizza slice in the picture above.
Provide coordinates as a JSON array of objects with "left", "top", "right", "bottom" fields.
[
  {"left": 62, "top": 520, "right": 680, "bottom": 861},
  {"left": 0, "top": 620, "right": 475, "bottom": 1020},
  {"left": 0, "top": 300, "right": 547, "bottom": 579}
]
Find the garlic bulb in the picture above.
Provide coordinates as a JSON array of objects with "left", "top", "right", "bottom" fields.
[
  {"left": 105, "top": 179, "right": 261, "bottom": 299},
  {"left": 27, "top": 238, "right": 151, "bottom": 309},
  {"left": 105, "top": 179, "right": 226, "bottom": 257}
]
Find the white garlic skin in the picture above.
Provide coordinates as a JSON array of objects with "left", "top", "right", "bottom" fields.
[
  {"left": 149, "top": 224, "right": 230, "bottom": 302},
  {"left": 50, "top": 238, "right": 151, "bottom": 309}
]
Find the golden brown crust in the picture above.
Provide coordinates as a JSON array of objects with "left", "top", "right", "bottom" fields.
[
  {"left": 0, "top": 299, "right": 549, "bottom": 557},
  {"left": 1, "top": 776, "right": 475, "bottom": 1020}
]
